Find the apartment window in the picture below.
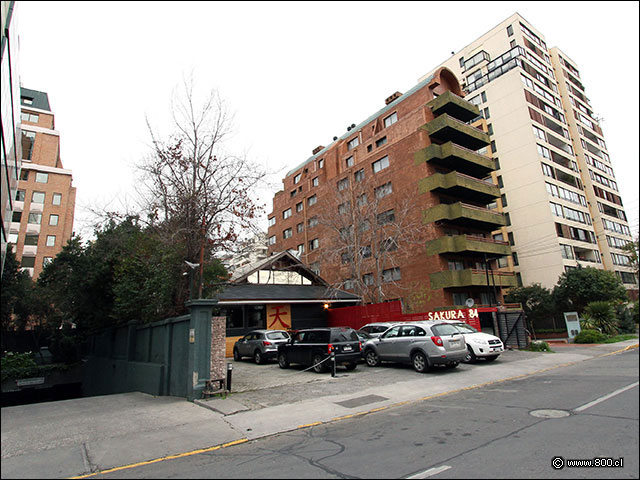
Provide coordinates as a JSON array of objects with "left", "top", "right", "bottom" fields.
[
  {"left": 375, "top": 181, "right": 393, "bottom": 199},
  {"left": 560, "top": 244, "right": 574, "bottom": 260},
  {"left": 46, "top": 235, "right": 56, "bottom": 247},
  {"left": 375, "top": 136, "right": 387, "bottom": 148},
  {"left": 15, "top": 190, "right": 26, "bottom": 201},
  {"left": 367, "top": 144, "right": 373, "bottom": 153},
  {"left": 268, "top": 235, "right": 276, "bottom": 245},
  {"left": 347, "top": 137, "right": 359, "bottom": 151},
  {"left": 508, "top": 232, "right": 515, "bottom": 245},
  {"left": 487, "top": 123, "right": 493, "bottom": 135},
  {"left": 360, "top": 245, "right": 372, "bottom": 259},
  {"left": 372, "top": 155, "right": 389, "bottom": 173},
  {"left": 293, "top": 173, "right": 301, "bottom": 184},
  {"left": 283, "top": 228, "right": 292, "bottom": 239},
  {"left": 31, "top": 191, "right": 45, "bottom": 203},
  {"left": 481, "top": 91, "right": 487, "bottom": 103},
  {"left": 345, "top": 156, "right": 354, "bottom": 168},
  {"left": 296, "top": 244, "right": 304, "bottom": 256},
  {"left": 312, "top": 177, "right": 319, "bottom": 187},
  {"left": 308, "top": 216, "right": 318, "bottom": 228},
  {"left": 24, "top": 234, "right": 39, "bottom": 246},
  {"left": 483, "top": 107, "right": 490, "bottom": 119},
  {"left": 507, "top": 25, "right": 514, "bottom": 36},
  {"left": 532, "top": 125, "right": 546, "bottom": 141},
  {"left": 510, "top": 39, "right": 516, "bottom": 48},
  {"left": 21, "top": 112, "right": 39, "bottom": 123},
  {"left": 490, "top": 141, "right": 496, "bottom": 152},
  {"left": 296, "top": 202, "right": 303, "bottom": 213},
  {"left": 494, "top": 158, "right": 500, "bottom": 170},
  {"left": 309, "top": 238, "right": 319, "bottom": 251},
  {"left": 337, "top": 177, "right": 349, "bottom": 191},
  {"left": 43, "top": 257, "right": 53, "bottom": 267},
  {"left": 283, "top": 208, "right": 292, "bottom": 219},
  {"left": 501, "top": 193, "right": 508, "bottom": 207},
  {"left": 20, "top": 169, "right": 29, "bottom": 181},
  {"left": 49, "top": 214, "right": 59, "bottom": 226},
  {"left": 383, "top": 112, "right": 398, "bottom": 128},
  {"left": 21, "top": 256, "right": 36, "bottom": 268},
  {"left": 318, "top": 158, "right": 324, "bottom": 169},
  {"left": 8, "top": 233, "right": 19, "bottom": 244},
  {"left": 290, "top": 190, "right": 297, "bottom": 198},
  {"left": 505, "top": 212, "right": 511, "bottom": 226},
  {"left": 497, "top": 175, "right": 504, "bottom": 188},
  {"left": 35, "top": 172, "right": 49, "bottom": 183},
  {"left": 12, "top": 211, "right": 22, "bottom": 222},
  {"left": 296, "top": 222, "right": 304, "bottom": 233},
  {"left": 344, "top": 279, "right": 355, "bottom": 290},
  {"left": 377, "top": 209, "right": 395, "bottom": 225},
  {"left": 459, "top": 57, "right": 465, "bottom": 68},
  {"left": 308, "top": 195, "right": 317, "bottom": 207},
  {"left": 362, "top": 273, "right": 374, "bottom": 286},
  {"left": 382, "top": 237, "right": 398, "bottom": 252},
  {"left": 338, "top": 202, "right": 350, "bottom": 215},
  {"left": 354, "top": 168, "right": 365, "bottom": 183},
  {"left": 22, "top": 131, "right": 36, "bottom": 160},
  {"left": 382, "top": 267, "right": 401, "bottom": 283},
  {"left": 28, "top": 213, "right": 42, "bottom": 224},
  {"left": 268, "top": 217, "right": 275, "bottom": 227},
  {"left": 356, "top": 193, "right": 367, "bottom": 207},
  {"left": 512, "top": 252, "right": 519, "bottom": 266}
]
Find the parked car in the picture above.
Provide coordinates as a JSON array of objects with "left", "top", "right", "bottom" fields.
[
  {"left": 277, "top": 327, "right": 362, "bottom": 373},
  {"left": 362, "top": 321, "right": 467, "bottom": 373},
  {"left": 233, "top": 329, "right": 290, "bottom": 364},
  {"left": 358, "top": 322, "right": 400, "bottom": 338},
  {"left": 355, "top": 330, "right": 374, "bottom": 362},
  {"left": 442, "top": 321, "right": 504, "bottom": 363}
]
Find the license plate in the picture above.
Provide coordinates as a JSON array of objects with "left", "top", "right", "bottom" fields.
[
  {"left": 449, "top": 341, "right": 459, "bottom": 347},
  {"left": 343, "top": 346, "right": 353, "bottom": 352}
]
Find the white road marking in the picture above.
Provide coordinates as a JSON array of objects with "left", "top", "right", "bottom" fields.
[
  {"left": 407, "top": 465, "right": 452, "bottom": 478},
  {"left": 573, "top": 381, "right": 639, "bottom": 412}
]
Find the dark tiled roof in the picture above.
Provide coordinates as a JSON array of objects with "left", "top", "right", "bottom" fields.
[
  {"left": 20, "top": 87, "right": 51, "bottom": 111},
  {"left": 214, "top": 284, "right": 360, "bottom": 302}
]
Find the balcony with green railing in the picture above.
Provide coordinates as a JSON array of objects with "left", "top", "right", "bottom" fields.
[
  {"left": 414, "top": 141, "right": 495, "bottom": 178},
  {"left": 425, "top": 235, "right": 512, "bottom": 257},
  {"left": 422, "top": 115, "right": 490, "bottom": 151},
  {"left": 430, "top": 269, "right": 518, "bottom": 289},
  {"left": 423, "top": 202, "right": 506, "bottom": 230},
  {"left": 418, "top": 171, "right": 499, "bottom": 204},
  {"left": 426, "top": 90, "right": 481, "bottom": 123}
]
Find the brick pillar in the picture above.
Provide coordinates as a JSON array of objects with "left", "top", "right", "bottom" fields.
[{"left": 210, "top": 316, "right": 226, "bottom": 390}]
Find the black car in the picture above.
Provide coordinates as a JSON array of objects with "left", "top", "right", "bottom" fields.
[{"left": 277, "top": 327, "right": 362, "bottom": 373}]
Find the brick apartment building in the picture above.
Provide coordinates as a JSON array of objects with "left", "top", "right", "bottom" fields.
[
  {"left": 8, "top": 87, "right": 76, "bottom": 278},
  {"left": 267, "top": 67, "right": 515, "bottom": 312}
]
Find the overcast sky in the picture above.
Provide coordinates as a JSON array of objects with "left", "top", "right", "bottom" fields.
[{"left": 15, "top": 1, "right": 639, "bottom": 240}]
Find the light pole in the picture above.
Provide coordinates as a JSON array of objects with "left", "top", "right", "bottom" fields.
[{"left": 185, "top": 261, "right": 200, "bottom": 301}]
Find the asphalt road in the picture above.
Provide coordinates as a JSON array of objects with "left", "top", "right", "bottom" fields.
[{"left": 95, "top": 348, "right": 639, "bottom": 479}]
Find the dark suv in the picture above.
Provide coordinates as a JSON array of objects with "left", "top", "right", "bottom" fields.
[{"left": 277, "top": 327, "right": 362, "bottom": 373}]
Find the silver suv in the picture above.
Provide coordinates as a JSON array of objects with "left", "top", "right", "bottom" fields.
[
  {"left": 362, "top": 321, "right": 467, "bottom": 373},
  {"left": 233, "top": 329, "right": 290, "bottom": 364}
]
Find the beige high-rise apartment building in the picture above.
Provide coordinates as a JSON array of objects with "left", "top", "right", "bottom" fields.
[
  {"left": 8, "top": 87, "right": 76, "bottom": 278},
  {"left": 422, "top": 13, "right": 638, "bottom": 299}
]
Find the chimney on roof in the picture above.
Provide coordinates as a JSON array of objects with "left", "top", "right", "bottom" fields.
[
  {"left": 385, "top": 91, "right": 402, "bottom": 105},
  {"left": 312, "top": 145, "right": 325, "bottom": 155}
]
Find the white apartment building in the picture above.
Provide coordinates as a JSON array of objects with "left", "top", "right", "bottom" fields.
[{"left": 421, "top": 13, "right": 637, "bottom": 298}]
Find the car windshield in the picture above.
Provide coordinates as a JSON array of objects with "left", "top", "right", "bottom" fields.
[
  {"left": 431, "top": 324, "right": 461, "bottom": 336},
  {"left": 451, "top": 322, "right": 478, "bottom": 334},
  {"left": 266, "top": 331, "right": 289, "bottom": 340}
]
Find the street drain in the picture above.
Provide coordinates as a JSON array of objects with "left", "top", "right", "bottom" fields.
[
  {"left": 335, "top": 394, "right": 389, "bottom": 409},
  {"left": 530, "top": 409, "right": 571, "bottom": 418}
]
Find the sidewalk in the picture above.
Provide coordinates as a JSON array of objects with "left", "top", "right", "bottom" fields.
[{"left": 1, "top": 339, "right": 637, "bottom": 479}]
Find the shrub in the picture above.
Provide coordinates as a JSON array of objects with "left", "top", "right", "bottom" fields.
[
  {"left": 1, "top": 351, "right": 38, "bottom": 382},
  {"left": 582, "top": 301, "right": 618, "bottom": 336},
  {"left": 526, "top": 340, "right": 553, "bottom": 352},
  {"left": 574, "top": 329, "right": 607, "bottom": 344},
  {"left": 614, "top": 302, "right": 637, "bottom": 334}
]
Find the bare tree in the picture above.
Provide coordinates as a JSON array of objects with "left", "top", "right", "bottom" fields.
[
  {"left": 137, "top": 75, "right": 266, "bottom": 280},
  {"left": 316, "top": 172, "right": 425, "bottom": 304}
]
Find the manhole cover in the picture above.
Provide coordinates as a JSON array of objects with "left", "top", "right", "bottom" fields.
[
  {"left": 530, "top": 409, "right": 570, "bottom": 418},
  {"left": 335, "top": 394, "right": 389, "bottom": 409}
]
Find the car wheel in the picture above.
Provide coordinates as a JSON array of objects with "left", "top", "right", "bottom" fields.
[
  {"left": 254, "top": 350, "right": 263, "bottom": 365},
  {"left": 344, "top": 362, "right": 358, "bottom": 371},
  {"left": 365, "top": 349, "right": 381, "bottom": 367},
  {"left": 485, "top": 355, "right": 499, "bottom": 362},
  {"left": 463, "top": 346, "right": 477, "bottom": 364},
  {"left": 233, "top": 348, "right": 241, "bottom": 361},
  {"left": 412, "top": 351, "right": 430, "bottom": 373},
  {"left": 278, "top": 352, "right": 289, "bottom": 369},
  {"left": 312, "top": 354, "right": 327, "bottom": 373}
]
